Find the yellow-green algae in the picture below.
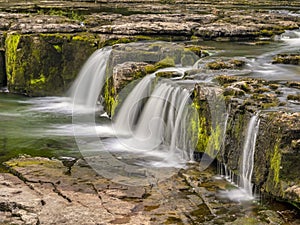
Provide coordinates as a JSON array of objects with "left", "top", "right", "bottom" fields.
[
  {"left": 5, "top": 33, "right": 21, "bottom": 85},
  {"left": 104, "top": 76, "right": 118, "bottom": 117},
  {"left": 270, "top": 138, "right": 281, "bottom": 186}
]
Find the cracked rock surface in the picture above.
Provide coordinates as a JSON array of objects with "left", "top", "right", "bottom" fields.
[{"left": 1, "top": 156, "right": 299, "bottom": 224}]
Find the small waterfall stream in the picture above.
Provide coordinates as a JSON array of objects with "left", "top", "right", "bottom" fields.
[
  {"left": 112, "top": 76, "right": 197, "bottom": 164},
  {"left": 113, "top": 75, "right": 154, "bottom": 134},
  {"left": 219, "top": 114, "right": 260, "bottom": 201},
  {"left": 68, "top": 47, "right": 112, "bottom": 110},
  {"left": 240, "top": 114, "right": 260, "bottom": 197}
]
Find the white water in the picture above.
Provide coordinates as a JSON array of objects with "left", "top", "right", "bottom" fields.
[
  {"left": 218, "top": 114, "right": 260, "bottom": 202},
  {"left": 113, "top": 78, "right": 196, "bottom": 164},
  {"left": 113, "top": 75, "right": 154, "bottom": 134},
  {"left": 68, "top": 47, "right": 112, "bottom": 110},
  {"left": 245, "top": 29, "right": 300, "bottom": 81},
  {"left": 280, "top": 29, "right": 300, "bottom": 46},
  {"left": 240, "top": 115, "right": 260, "bottom": 197}
]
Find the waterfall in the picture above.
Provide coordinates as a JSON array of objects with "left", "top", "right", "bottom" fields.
[
  {"left": 112, "top": 77, "right": 196, "bottom": 162},
  {"left": 218, "top": 114, "right": 260, "bottom": 201},
  {"left": 113, "top": 75, "right": 154, "bottom": 134},
  {"left": 240, "top": 114, "right": 260, "bottom": 197},
  {"left": 68, "top": 47, "right": 112, "bottom": 109}
]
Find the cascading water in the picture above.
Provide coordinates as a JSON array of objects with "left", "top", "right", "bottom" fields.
[
  {"left": 240, "top": 114, "right": 260, "bottom": 197},
  {"left": 68, "top": 47, "right": 112, "bottom": 110},
  {"left": 112, "top": 76, "right": 197, "bottom": 164},
  {"left": 113, "top": 75, "right": 154, "bottom": 134},
  {"left": 218, "top": 114, "right": 260, "bottom": 201}
]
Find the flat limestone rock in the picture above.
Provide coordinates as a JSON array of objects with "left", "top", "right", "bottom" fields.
[{"left": 1, "top": 156, "right": 299, "bottom": 224}]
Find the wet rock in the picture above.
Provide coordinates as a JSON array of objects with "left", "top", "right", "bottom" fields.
[
  {"left": 258, "top": 210, "right": 285, "bottom": 225},
  {"left": 112, "top": 61, "right": 149, "bottom": 92},
  {"left": 254, "top": 112, "right": 300, "bottom": 208},
  {"left": 223, "top": 87, "right": 245, "bottom": 96},
  {"left": 5, "top": 32, "right": 97, "bottom": 96},
  {"left": 194, "top": 23, "right": 260, "bottom": 40},
  {"left": 205, "top": 59, "right": 245, "bottom": 70},
  {"left": 225, "top": 217, "right": 268, "bottom": 225},
  {"left": 0, "top": 50, "right": 5, "bottom": 87},
  {"left": 0, "top": 1, "right": 298, "bottom": 97},
  {"left": 10, "top": 15, "right": 84, "bottom": 34},
  {"left": 287, "top": 94, "right": 300, "bottom": 101},
  {"left": 155, "top": 71, "right": 182, "bottom": 78},
  {"left": 287, "top": 81, "right": 300, "bottom": 89},
  {"left": 272, "top": 54, "right": 300, "bottom": 65},
  {"left": 285, "top": 185, "right": 300, "bottom": 203}
]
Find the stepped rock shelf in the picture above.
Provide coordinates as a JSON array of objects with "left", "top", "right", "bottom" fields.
[
  {"left": 1, "top": 0, "right": 300, "bottom": 95},
  {"left": 1, "top": 0, "right": 300, "bottom": 224}
]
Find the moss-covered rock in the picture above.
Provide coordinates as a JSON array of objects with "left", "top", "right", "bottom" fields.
[
  {"left": 192, "top": 84, "right": 226, "bottom": 160},
  {"left": 155, "top": 71, "right": 182, "bottom": 78},
  {"left": 254, "top": 112, "right": 300, "bottom": 208},
  {"left": 205, "top": 59, "right": 245, "bottom": 70},
  {"left": 272, "top": 54, "right": 300, "bottom": 65},
  {"left": 197, "top": 74, "right": 300, "bottom": 207},
  {"left": 287, "top": 94, "right": 300, "bottom": 101},
  {"left": 286, "top": 81, "right": 300, "bottom": 89},
  {"left": 5, "top": 33, "right": 97, "bottom": 96}
]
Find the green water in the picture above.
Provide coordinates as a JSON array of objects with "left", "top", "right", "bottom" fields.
[{"left": 0, "top": 93, "right": 80, "bottom": 171}]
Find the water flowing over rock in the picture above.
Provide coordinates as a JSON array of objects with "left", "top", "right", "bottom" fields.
[
  {"left": 1, "top": 0, "right": 300, "bottom": 222},
  {"left": 240, "top": 115, "right": 260, "bottom": 197},
  {"left": 68, "top": 47, "right": 112, "bottom": 108}
]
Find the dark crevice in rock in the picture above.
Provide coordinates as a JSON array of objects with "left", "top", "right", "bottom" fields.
[
  {"left": 5, "top": 165, "right": 72, "bottom": 203},
  {"left": 89, "top": 183, "right": 114, "bottom": 215},
  {"left": 52, "top": 184, "right": 72, "bottom": 203},
  {"left": 0, "top": 50, "right": 6, "bottom": 87}
]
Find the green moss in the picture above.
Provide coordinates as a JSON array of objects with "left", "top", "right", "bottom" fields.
[
  {"left": 197, "top": 116, "right": 210, "bottom": 152},
  {"left": 214, "top": 75, "right": 238, "bottom": 85},
  {"left": 53, "top": 45, "right": 62, "bottom": 53},
  {"left": 270, "top": 139, "right": 281, "bottom": 186},
  {"left": 103, "top": 77, "right": 118, "bottom": 117},
  {"left": 206, "top": 61, "right": 227, "bottom": 70},
  {"left": 30, "top": 74, "right": 46, "bottom": 85},
  {"left": 5, "top": 159, "right": 55, "bottom": 168},
  {"left": 144, "top": 64, "right": 156, "bottom": 74},
  {"left": 164, "top": 216, "right": 183, "bottom": 225},
  {"left": 5, "top": 34, "right": 21, "bottom": 83},
  {"left": 156, "top": 56, "right": 175, "bottom": 68},
  {"left": 145, "top": 57, "right": 176, "bottom": 74},
  {"left": 260, "top": 102, "right": 276, "bottom": 109},
  {"left": 40, "top": 33, "right": 72, "bottom": 41},
  {"left": 234, "top": 114, "right": 245, "bottom": 139},
  {"left": 269, "top": 83, "right": 280, "bottom": 90},
  {"left": 72, "top": 33, "right": 97, "bottom": 43},
  {"left": 184, "top": 45, "right": 203, "bottom": 57},
  {"left": 160, "top": 0, "right": 176, "bottom": 4},
  {"left": 102, "top": 37, "right": 133, "bottom": 47},
  {"left": 259, "top": 29, "right": 276, "bottom": 37},
  {"left": 42, "top": 8, "right": 84, "bottom": 22},
  {"left": 191, "top": 95, "right": 223, "bottom": 157}
]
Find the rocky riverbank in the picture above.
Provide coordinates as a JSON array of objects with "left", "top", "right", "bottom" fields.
[{"left": 1, "top": 156, "right": 299, "bottom": 225}]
